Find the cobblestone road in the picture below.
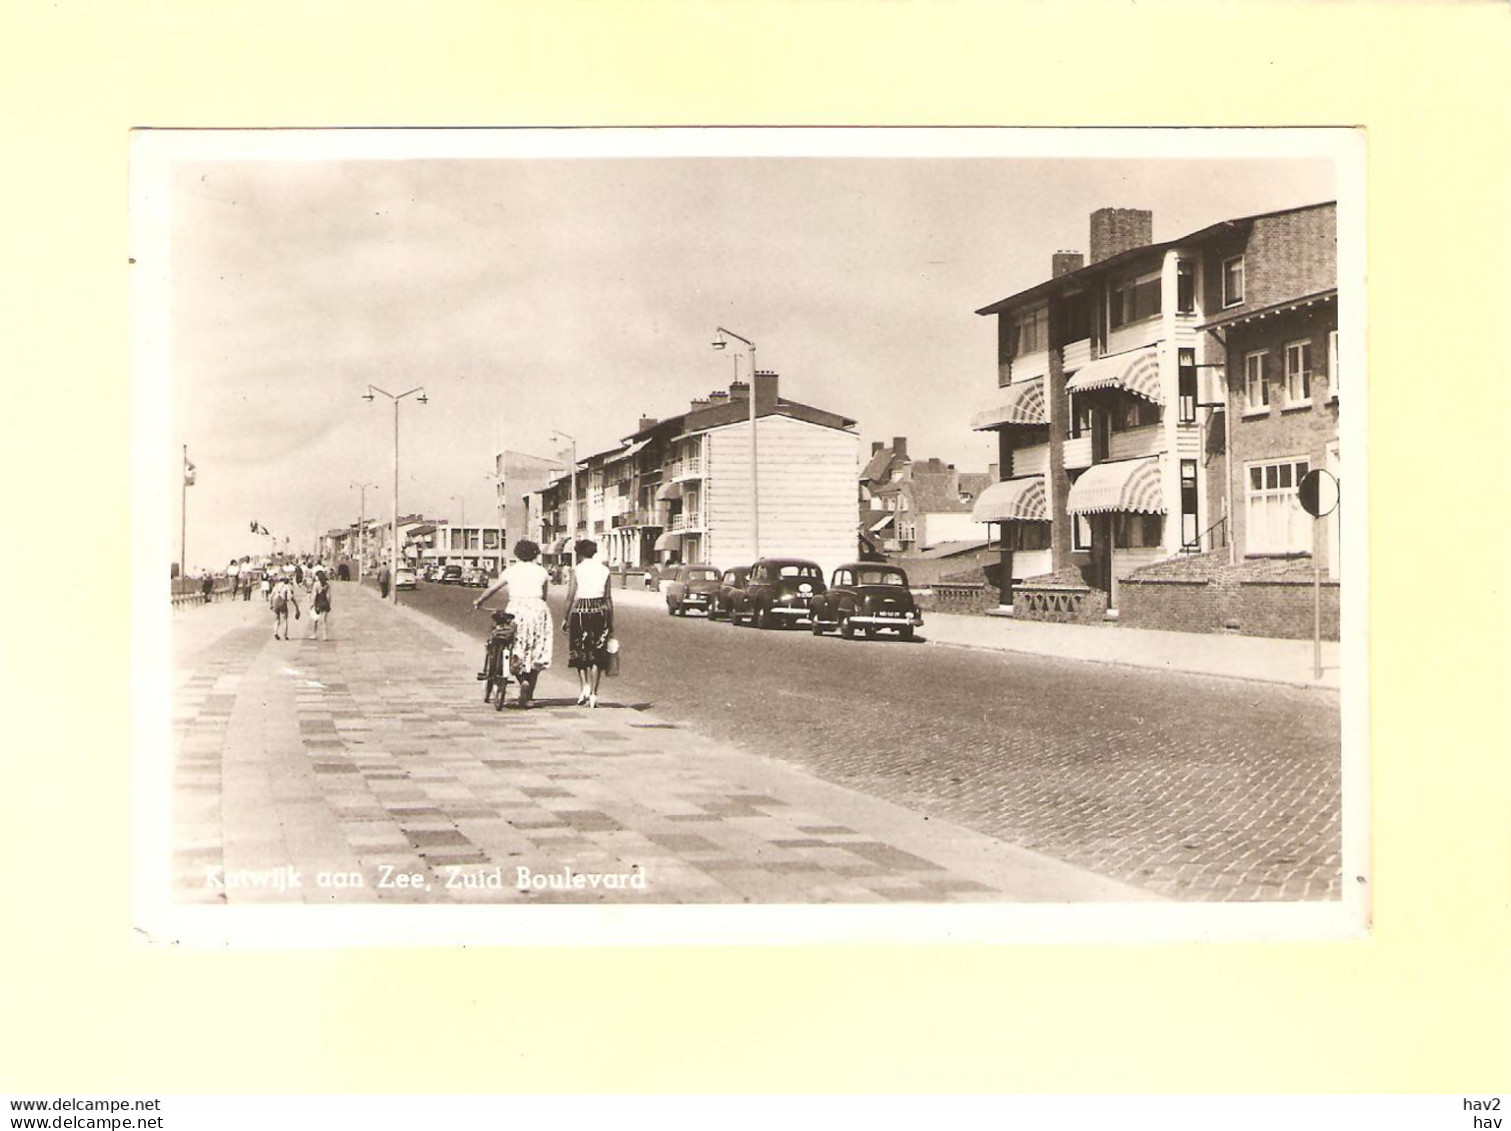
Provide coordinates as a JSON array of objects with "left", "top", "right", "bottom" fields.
[{"left": 414, "top": 582, "right": 1343, "bottom": 902}]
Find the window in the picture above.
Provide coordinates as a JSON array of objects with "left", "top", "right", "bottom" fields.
[
  {"left": 1244, "top": 351, "right": 1269, "bottom": 413},
  {"left": 1073, "top": 515, "right": 1093, "bottom": 552},
  {"left": 1246, "top": 458, "right": 1311, "bottom": 554},
  {"left": 832, "top": 570, "right": 852, "bottom": 587},
  {"left": 1011, "top": 307, "right": 1049, "bottom": 357},
  {"left": 1115, "top": 397, "right": 1161, "bottom": 432},
  {"left": 1109, "top": 272, "right": 1162, "bottom": 329},
  {"left": 482, "top": 529, "right": 500, "bottom": 550},
  {"left": 1223, "top": 256, "right": 1245, "bottom": 306},
  {"left": 1176, "top": 260, "right": 1196, "bottom": 314},
  {"left": 450, "top": 529, "right": 465, "bottom": 551},
  {"left": 1285, "top": 340, "right": 1313, "bottom": 406},
  {"left": 1067, "top": 392, "right": 1093, "bottom": 440},
  {"left": 1181, "top": 459, "right": 1199, "bottom": 545},
  {"left": 1114, "top": 513, "right": 1164, "bottom": 549},
  {"left": 1178, "top": 348, "right": 1197, "bottom": 423},
  {"left": 1328, "top": 329, "right": 1340, "bottom": 400},
  {"left": 1004, "top": 522, "right": 1051, "bottom": 552},
  {"left": 1056, "top": 292, "right": 1091, "bottom": 345}
]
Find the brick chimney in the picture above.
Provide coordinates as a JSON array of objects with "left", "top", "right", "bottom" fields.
[
  {"left": 709, "top": 390, "right": 730, "bottom": 404},
  {"left": 753, "top": 371, "right": 779, "bottom": 412},
  {"left": 871, "top": 441, "right": 884, "bottom": 455},
  {"left": 892, "top": 436, "right": 908, "bottom": 460},
  {"left": 729, "top": 379, "right": 749, "bottom": 401},
  {"left": 1052, "top": 250, "right": 1085, "bottom": 277},
  {"left": 638, "top": 416, "right": 658, "bottom": 431},
  {"left": 1089, "top": 208, "right": 1153, "bottom": 264},
  {"left": 690, "top": 396, "right": 711, "bottom": 410}
]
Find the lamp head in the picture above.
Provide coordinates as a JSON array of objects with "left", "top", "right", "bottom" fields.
[
  {"left": 362, "top": 390, "right": 375, "bottom": 402},
  {"left": 711, "top": 336, "right": 727, "bottom": 351},
  {"left": 417, "top": 393, "right": 429, "bottom": 405}
]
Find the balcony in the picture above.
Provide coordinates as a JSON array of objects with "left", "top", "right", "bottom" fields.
[
  {"left": 1062, "top": 338, "right": 1092, "bottom": 374},
  {"left": 1064, "top": 435, "right": 1093, "bottom": 470},
  {"left": 671, "top": 457, "right": 704, "bottom": 481},
  {"left": 670, "top": 510, "right": 703, "bottom": 532}
]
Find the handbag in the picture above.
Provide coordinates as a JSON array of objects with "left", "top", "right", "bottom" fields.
[{"left": 605, "top": 636, "right": 621, "bottom": 677}]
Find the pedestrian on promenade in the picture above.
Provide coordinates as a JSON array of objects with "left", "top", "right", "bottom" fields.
[
  {"left": 242, "top": 560, "right": 254, "bottom": 600},
  {"left": 200, "top": 570, "right": 214, "bottom": 604},
  {"left": 308, "top": 568, "right": 333, "bottom": 641},
  {"left": 563, "top": 538, "right": 613, "bottom": 709},
  {"left": 473, "top": 539, "right": 552, "bottom": 709},
  {"left": 260, "top": 570, "right": 272, "bottom": 602},
  {"left": 227, "top": 558, "right": 241, "bottom": 600},
  {"left": 270, "top": 573, "right": 300, "bottom": 640},
  {"left": 378, "top": 563, "right": 391, "bottom": 600}
]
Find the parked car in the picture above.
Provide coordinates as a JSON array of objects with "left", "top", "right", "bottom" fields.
[
  {"left": 394, "top": 567, "right": 418, "bottom": 591},
  {"left": 710, "top": 566, "right": 750, "bottom": 620},
  {"left": 809, "top": 562, "right": 923, "bottom": 641},
  {"left": 440, "top": 564, "right": 464, "bottom": 585},
  {"left": 464, "top": 568, "right": 491, "bottom": 588},
  {"left": 663, "top": 564, "right": 723, "bottom": 616},
  {"left": 732, "top": 558, "right": 826, "bottom": 629}
]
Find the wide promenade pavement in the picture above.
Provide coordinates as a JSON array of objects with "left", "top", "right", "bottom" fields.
[{"left": 168, "top": 583, "right": 1156, "bottom": 906}]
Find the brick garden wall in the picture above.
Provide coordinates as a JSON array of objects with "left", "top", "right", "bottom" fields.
[{"left": 1118, "top": 552, "right": 1340, "bottom": 640}]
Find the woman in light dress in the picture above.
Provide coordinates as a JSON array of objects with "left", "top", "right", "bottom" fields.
[
  {"left": 563, "top": 539, "right": 614, "bottom": 709},
  {"left": 473, "top": 539, "right": 553, "bottom": 709}
]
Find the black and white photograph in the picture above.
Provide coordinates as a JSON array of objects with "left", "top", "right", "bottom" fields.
[{"left": 132, "top": 128, "right": 1366, "bottom": 942}]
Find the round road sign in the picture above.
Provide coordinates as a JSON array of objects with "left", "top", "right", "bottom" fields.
[{"left": 1298, "top": 469, "right": 1339, "bottom": 518}]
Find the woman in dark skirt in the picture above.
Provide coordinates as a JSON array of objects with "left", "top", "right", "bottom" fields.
[{"left": 563, "top": 538, "right": 614, "bottom": 708}]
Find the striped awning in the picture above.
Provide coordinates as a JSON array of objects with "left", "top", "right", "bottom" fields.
[
  {"left": 1066, "top": 458, "right": 1165, "bottom": 515},
  {"left": 606, "top": 437, "right": 649, "bottom": 463},
  {"left": 1065, "top": 348, "right": 1163, "bottom": 404},
  {"left": 653, "top": 531, "right": 681, "bottom": 551},
  {"left": 656, "top": 481, "right": 683, "bottom": 502},
  {"left": 971, "top": 378, "right": 1048, "bottom": 430},
  {"left": 972, "top": 476, "right": 1047, "bottom": 523},
  {"left": 869, "top": 514, "right": 894, "bottom": 533}
]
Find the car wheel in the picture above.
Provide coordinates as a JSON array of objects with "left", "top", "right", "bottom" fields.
[
  {"left": 865, "top": 627, "right": 878, "bottom": 640},
  {"left": 839, "top": 614, "right": 855, "bottom": 640},
  {"left": 754, "top": 604, "right": 771, "bottom": 630},
  {"left": 811, "top": 617, "right": 825, "bottom": 636},
  {"left": 899, "top": 625, "right": 915, "bottom": 642}
]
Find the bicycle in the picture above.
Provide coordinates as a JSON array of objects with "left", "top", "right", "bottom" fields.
[{"left": 476, "top": 610, "right": 518, "bottom": 712}]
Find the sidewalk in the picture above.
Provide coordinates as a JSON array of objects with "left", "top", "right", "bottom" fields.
[
  {"left": 168, "top": 583, "right": 1158, "bottom": 906},
  {"left": 612, "top": 582, "right": 1341, "bottom": 691}
]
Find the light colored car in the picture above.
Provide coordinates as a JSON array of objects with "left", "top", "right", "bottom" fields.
[{"left": 394, "top": 567, "right": 418, "bottom": 590}]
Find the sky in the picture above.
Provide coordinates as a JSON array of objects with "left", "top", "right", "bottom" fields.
[{"left": 165, "top": 144, "right": 1335, "bottom": 570}]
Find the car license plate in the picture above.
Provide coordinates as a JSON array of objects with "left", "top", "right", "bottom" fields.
[{"left": 880, "top": 610, "right": 901, "bottom": 617}]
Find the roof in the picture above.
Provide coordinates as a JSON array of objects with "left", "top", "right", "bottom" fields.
[
  {"left": 861, "top": 444, "right": 905, "bottom": 483},
  {"left": 975, "top": 200, "right": 1336, "bottom": 317},
  {"left": 912, "top": 539, "right": 990, "bottom": 560},
  {"left": 683, "top": 396, "right": 856, "bottom": 435},
  {"left": 957, "top": 473, "right": 993, "bottom": 499},
  {"left": 1197, "top": 287, "right": 1337, "bottom": 332}
]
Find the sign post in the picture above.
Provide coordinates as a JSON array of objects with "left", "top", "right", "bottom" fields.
[{"left": 1297, "top": 468, "right": 1340, "bottom": 680}]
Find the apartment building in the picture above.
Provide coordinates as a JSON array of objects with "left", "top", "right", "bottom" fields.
[
  {"left": 970, "top": 201, "right": 1339, "bottom": 631},
  {"left": 534, "top": 372, "right": 859, "bottom": 577}
]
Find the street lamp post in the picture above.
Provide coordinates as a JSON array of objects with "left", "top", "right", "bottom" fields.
[
  {"left": 350, "top": 481, "right": 377, "bottom": 582},
  {"left": 551, "top": 429, "right": 578, "bottom": 571},
  {"left": 363, "top": 384, "right": 428, "bottom": 603},
  {"left": 712, "top": 328, "right": 758, "bottom": 560}
]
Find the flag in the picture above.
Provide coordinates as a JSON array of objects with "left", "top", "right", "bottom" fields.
[
  {"left": 184, "top": 457, "right": 196, "bottom": 486},
  {"left": 250, "top": 521, "right": 270, "bottom": 536}
]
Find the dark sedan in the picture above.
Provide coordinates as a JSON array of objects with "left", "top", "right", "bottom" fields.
[
  {"left": 809, "top": 563, "right": 923, "bottom": 641},
  {"left": 710, "top": 566, "right": 750, "bottom": 621},
  {"left": 732, "top": 558, "right": 826, "bottom": 629},
  {"left": 664, "top": 564, "right": 724, "bottom": 616}
]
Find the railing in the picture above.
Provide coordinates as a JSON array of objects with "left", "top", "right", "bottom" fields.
[
  {"left": 1180, "top": 514, "right": 1228, "bottom": 556},
  {"left": 670, "top": 510, "right": 703, "bottom": 532},
  {"left": 671, "top": 457, "right": 703, "bottom": 480},
  {"left": 171, "top": 579, "right": 234, "bottom": 607}
]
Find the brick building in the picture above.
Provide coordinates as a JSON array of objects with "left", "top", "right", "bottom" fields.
[{"left": 969, "top": 201, "right": 1340, "bottom": 634}]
